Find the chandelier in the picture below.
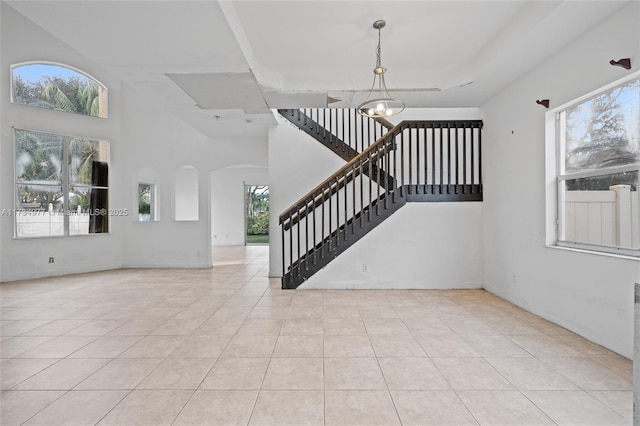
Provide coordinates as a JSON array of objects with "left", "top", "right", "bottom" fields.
[{"left": 357, "top": 20, "right": 405, "bottom": 118}]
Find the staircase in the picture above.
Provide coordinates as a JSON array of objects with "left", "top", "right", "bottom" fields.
[
  {"left": 279, "top": 108, "right": 483, "bottom": 289},
  {"left": 278, "top": 109, "right": 394, "bottom": 186},
  {"left": 278, "top": 108, "right": 393, "bottom": 161}
]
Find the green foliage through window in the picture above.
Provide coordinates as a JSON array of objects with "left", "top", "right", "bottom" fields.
[
  {"left": 11, "top": 63, "right": 107, "bottom": 118},
  {"left": 245, "top": 185, "right": 269, "bottom": 243},
  {"left": 14, "top": 129, "right": 109, "bottom": 237}
]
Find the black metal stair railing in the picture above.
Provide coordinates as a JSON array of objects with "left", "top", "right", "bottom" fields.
[
  {"left": 278, "top": 108, "right": 393, "bottom": 160},
  {"left": 280, "top": 118, "right": 483, "bottom": 289}
]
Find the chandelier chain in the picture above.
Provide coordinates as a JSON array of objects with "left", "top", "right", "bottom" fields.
[{"left": 376, "top": 28, "right": 382, "bottom": 69}]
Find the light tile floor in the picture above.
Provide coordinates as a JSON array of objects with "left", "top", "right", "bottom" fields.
[{"left": 0, "top": 245, "right": 632, "bottom": 425}]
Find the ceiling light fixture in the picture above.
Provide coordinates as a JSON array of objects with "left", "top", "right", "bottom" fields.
[{"left": 357, "top": 20, "right": 404, "bottom": 118}]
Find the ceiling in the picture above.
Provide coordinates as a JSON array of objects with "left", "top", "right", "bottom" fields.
[{"left": 6, "top": 0, "right": 630, "bottom": 138}]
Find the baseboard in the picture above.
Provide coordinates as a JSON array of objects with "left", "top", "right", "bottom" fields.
[
  {"left": 1, "top": 262, "right": 123, "bottom": 283},
  {"left": 122, "top": 262, "right": 212, "bottom": 269},
  {"left": 483, "top": 283, "right": 632, "bottom": 359},
  {"left": 300, "top": 280, "right": 483, "bottom": 290}
]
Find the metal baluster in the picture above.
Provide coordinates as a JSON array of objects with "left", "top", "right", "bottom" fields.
[
  {"left": 328, "top": 108, "right": 333, "bottom": 145},
  {"left": 447, "top": 124, "right": 451, "bottom": 194},
  {"left": 322, "top": 109, "right": 327, "bottom": 139},
  {"left": 335, "top": 176, "right": 340, "bottom": 247},
  {"left": 296, "top": 208, "right": 301, "bottom": 276},
  {"left": 422, "top": 124, "right": 429, "bottom": 194},
  {"left": 368, "top": 152, "right": 373, "bottom": 222},
  {"left": 359, "top": 112, "right": 364, "bottom": 152},
  {"left": 478, "top": 124, "right": 482, "bottom": 189},
  {"left": 376, "top": 149, "right": 381, "bottom": 216},
  {"left": 346, "top": 108, "right": 351, "bottom": 155},
  {"left": 431, "top": 126, "right": 435, "bottom": 194},
  {"left": 439, "top": 126, "right": 444, "bottom": 194},
  {"left": 352, "top": 164, "right": 356, "bottom": 234},
  {"left": 312, "top": 196, "right": 316, "bottom": 265},
  {"left": 453, "top": 124, "right": 460, "bottom": 194},
  {"left": 463, "top": 124, "right": 467, "bottom": 193},
  {"left": 281, "top": 222, "right": 285, "bottom": 287},
  {"left": 471, "top": 125, "right": 475, "bottom": 191},
  {"left": 360, "top": 158, "right": 364, "bottom": 228},
  {"left": 314, "top": 109, "right": 319, "bottom": 134},
  {"left": 344, "top": 171, "right": 348, "bottom": 241},
  {"left": 415, "top": 124, "right": 420, "bottom": 194},
  {"left": 393, "top": 130, "right": 398, "bottom": 202},
  {"left": 341, "top": 108, "right": 347, "bottom": 152},
  {"left": 353, "top": 109, "right": 357, "bottom": 152},
  {"left": 400, "top": 130, "right": 405, "bottom": 197},
  {"left": 305, "top": 201, "right": 309, "bottom": 269},
  {"left": 328, "top": 183, "right": 332, "bottom": 251},
  {"left": 321, "top": 187, "right": 325, "bottom": 259},
  {"left": 335, "top": 109, "right": 340, "bottom": 149},
  {"left": 455, "top": 126, "right": 459, "bottom": 192},
  {"left": 288, "top": 211, "right": 293, "bottom": 280},
  {"left": 408, "top": 126, "right": 413, "bottom": 194},
  {"left": 383, "top": 138, "right": 388, "bottom": 210}
]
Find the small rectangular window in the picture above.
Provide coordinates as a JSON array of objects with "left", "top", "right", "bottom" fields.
[{"left": 138, "top": 183, "right": 156, "bottom": 221}]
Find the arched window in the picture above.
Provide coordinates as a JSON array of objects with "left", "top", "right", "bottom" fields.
[{"left": 11, "top": 62, "right": 107, "bottom": 118}]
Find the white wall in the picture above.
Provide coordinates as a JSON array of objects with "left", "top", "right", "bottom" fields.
[
  {"left": 0, "top": 3, "right": 217, "bottom": 277},
  {"left": 302, "top": 202, "right": 482, "bottom": 289},
  {"left": 0, "top": 3, "right": 124, "bottom": 281},
  {"left": 268, "top": 108, "right": 483, "bottom": 288},
  {"left": 211, "top": 166, "right": 268, "bottom": 245},
  {"left": 481, "top": 2, "right": 640, "bottom": 357},
  {"left": 120, "top": 83, "right": 211, "bottom": 268}
]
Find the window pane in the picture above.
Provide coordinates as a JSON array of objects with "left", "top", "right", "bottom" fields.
[
  {"left": 89, "top": 188, "right": 109, "bottom": 234},
  {"left": 15, "top": 130, "right": 63, "bottom": 184},
  {"left": 15, "top": 184, "right": 64, "bottom": 237},
  {"left": 561, "top": 171, "right": 639, "bottom": 249},
  {"left": 69, "top": 138, "right": 109, "bottom": 186},
  {"left": 564, "top": 79, "right": 639, "bottom": 172},
  {"left": 11, "top": 63, "right": 107, "bottom": 118},
  {"left": 138, "top": 183, "right": 154, "bottom": 221},
  {"left": 68, "top": 186, "right": 90, "bottom": 235}
]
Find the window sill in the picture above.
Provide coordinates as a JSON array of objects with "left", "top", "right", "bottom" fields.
[
  {"left": 546, "top": 244, "right": 640, "bottom": 261},
  {"left": 14, "top": 233, "right": 111, "bottom": 240}
]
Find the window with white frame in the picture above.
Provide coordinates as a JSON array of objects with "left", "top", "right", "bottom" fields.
[
  {"left": 14, "top": 129, "right": 110, "bottom": 238},
  {"left": 553, "top": 76, "right": 639, "bottom": 256}
]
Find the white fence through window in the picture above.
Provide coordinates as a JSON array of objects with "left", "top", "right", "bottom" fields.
[{"left": 564, "top": 185, "right": 639, "bottom": 249}]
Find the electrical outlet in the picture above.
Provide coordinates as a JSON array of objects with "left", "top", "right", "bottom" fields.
[
  {"left": 48, "top": 257, "right": 54, "bottom": 264},
  {"left": 196, "top": 251, "right": 201, "bottom": 257},
  {"left": 362, "top": 264, "right": 368, "bottom": 272}
]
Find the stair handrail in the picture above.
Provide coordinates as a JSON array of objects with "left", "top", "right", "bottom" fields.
[
  {"left": 279, "top": 120, "right": 408, "bottom": 225},
  {"left": 279, "top": 119, "right": 483, "bottom": 226},
  {"left": 374, "top": 117, "right": 394, "bottom": 130}
]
